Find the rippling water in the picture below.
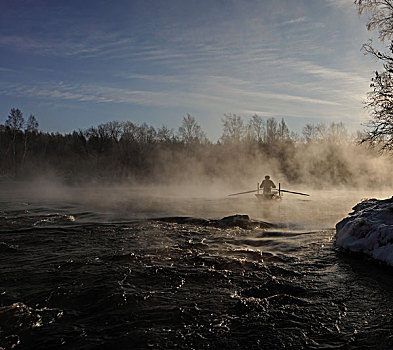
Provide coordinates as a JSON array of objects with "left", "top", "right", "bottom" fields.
[{"left": 1, "top": 182, "right": 393, "bottom": 349}]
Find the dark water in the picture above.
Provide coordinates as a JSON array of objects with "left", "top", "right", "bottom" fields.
[{"left": 1, "top": 183, "right": 393, "bottom": 349}]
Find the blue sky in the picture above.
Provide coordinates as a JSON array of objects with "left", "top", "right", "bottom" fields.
[{"left": 0, "top": 0, "right": 377, "bottom": 140}]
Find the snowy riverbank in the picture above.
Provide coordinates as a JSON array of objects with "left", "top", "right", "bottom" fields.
[{"left": 336, "top": 197, "right": 393, "bottom": 265}]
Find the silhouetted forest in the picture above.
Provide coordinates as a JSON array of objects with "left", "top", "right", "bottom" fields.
[{"left": 1, "top": 108, "right": 391, "bottom": 188}]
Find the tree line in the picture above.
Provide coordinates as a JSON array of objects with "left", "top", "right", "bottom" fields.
[{"left": 2, "top": 107, "right": 388, "bottom": 188}]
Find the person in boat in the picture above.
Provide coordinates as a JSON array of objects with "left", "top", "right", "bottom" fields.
[{"left": 260, "top": 175, "right": 276, "bottom": 198}]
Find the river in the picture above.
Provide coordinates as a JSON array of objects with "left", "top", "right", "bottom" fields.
[{"left": 1, "top": 182, "right": 393, "bottom": 349}]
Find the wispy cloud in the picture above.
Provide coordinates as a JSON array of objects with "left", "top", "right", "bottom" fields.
[
  {"left": 291, "top": 60, "right": 369, "bottom": 84},
  {"left": 122, "top": 74, "right": 182, "bottom": 84},
  {"left": 0, "top": 67, "right": 14, "bottom": 72},
  {"left": 0, "top": 72, "right": 342, "bottom": 114},
  {"left": 241, "top": 109, "right": 276, "bottom": 117},
  {"left": 281, "top": 17, "right": 307, "bottom": 26},
  {"left": 326, "top": 0, "right": 355, "bottom": 10},
  {"left": 0, "top": 33, "right": 136, "bottom": 58}
]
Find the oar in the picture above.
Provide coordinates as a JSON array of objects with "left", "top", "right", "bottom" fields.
[
  {"left": 228, "top": 184, "right": 310, "bottom": 197},
  {"left": 280, "top": 189, "right": 310, "bottom": 196},
  {"left": 228, "top": 188, "right": 310, "bottom": 197},
  {"left": 228, "top": 189, "right": 258, "bottom": 196}
]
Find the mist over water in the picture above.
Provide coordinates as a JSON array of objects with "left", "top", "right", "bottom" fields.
[{"left": 6, "top": 179, "right": 391, "bottom": 227}]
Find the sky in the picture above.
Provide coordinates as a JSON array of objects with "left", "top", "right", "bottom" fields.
[{"left": 0, "top": 0, "right": 379, "bottom": 140}]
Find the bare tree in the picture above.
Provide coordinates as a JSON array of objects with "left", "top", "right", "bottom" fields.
[
  {"left": 302, "top": 124, "right": 316, "bottom": 143},
  {"left": 302, "top": 123, "right": 329, "bottom": 142},
  {"left": 303, "top": 122, "right": 348, "bottom": 144},
  {"left": 26, "top": 114, "right": 39, "bottom": 133},
  {"left": 356, "top": 0, "right": 393, "bottom": 41},
  {"left": 314, "top": 123, "right": 328, "bottom": 141},
  {"left": 5, "top": 108, "right": 24, "bottom": 131},
  {"left": 157, "top": 125, "right": 176, "bottom": 143},
  {"left": 355, "top": 0, "right": 393, "bottom": 150},
  {"left": 265, "top": 118, "right": 278, "bottom": 144},
  {"left": 85, "top": 123, "right": 113, "bottom": 155},
  {"left": 178, "top": 114, "right": 207, "bottom": 144},
  {"left": 327, "top": 122, "right": 348, "bottom": 144},
  {"left": 247, "top": 114, "right": 265, "bottom": 142},
  {"left": 362, "top": 68, "right": 393, "bottom": 150},
  {"left": 122, "top": 121, "right": 138, "bottom": 143},
  {"left": 5, "top": 108, "right": 24, "bottom": 175},
  {"left": 221, "top": 113, "right": 245, "bottom": 143},
  {"left": 136, "top": 123, "right": 157, "bottom": 144},
  {"left": 106, "top": 121, "right": 123, "bottom": 143},
  {"left": 278, "top": 118, "right": 290, "bottom": 141},
  {"left": 22, "top": 114, "right": 39, "bottom": 164}
]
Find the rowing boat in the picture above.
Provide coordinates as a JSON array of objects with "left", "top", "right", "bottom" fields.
[
  {"left": 228, "top": 183, "right": 309, "bottom": 199},
  {"left": 255, "top": 192, "right": 282, "bottom": 201}
]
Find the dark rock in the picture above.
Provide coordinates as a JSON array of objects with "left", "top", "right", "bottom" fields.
[
  {"left": 153, "top": 214, "right": 272, "bottom": 230},
  {"left": 153, "top": 217, "right": 209, "bottom": 225}
]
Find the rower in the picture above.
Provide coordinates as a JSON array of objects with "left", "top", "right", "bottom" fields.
[{"left": 260, "top": 175, "right": 276, "bottom": 198}]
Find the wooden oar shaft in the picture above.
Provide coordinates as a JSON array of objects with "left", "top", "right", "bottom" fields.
[
  {"left": 280, "top": 189, "right": 310, "bottom": 196},
  {"left": 228, "top": 189, "right": 258, "bottom": 196}
]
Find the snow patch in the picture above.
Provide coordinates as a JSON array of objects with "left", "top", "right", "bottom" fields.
[{"left": 336, "top": 197, "right": 393, "bottom": 265}]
